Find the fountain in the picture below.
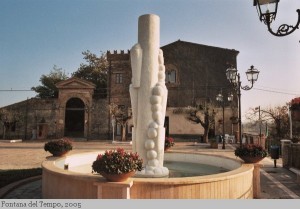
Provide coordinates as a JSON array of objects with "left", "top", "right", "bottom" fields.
[{"left": 42, "top": 14, "right": 255, "bottom": 199}]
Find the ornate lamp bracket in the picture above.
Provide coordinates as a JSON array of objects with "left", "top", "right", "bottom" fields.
[
  {"left": 241, "top": 84, "right": 254, "bottom": 91},
  {"left": 266, "top": 9, "right": 300, "bottom": 38}
]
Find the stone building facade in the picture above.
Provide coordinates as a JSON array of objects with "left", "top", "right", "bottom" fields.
[
  {"left": 0, "top": 77, "right": 108, "bottom": 140},
  {"left": 0, "top": 98, "right": 58, "bottom": 140},
  {"left": 107, "top": 40, "right": 240, "bottom": 140},
  {"left": 0, "top": 40, "right": 240, "bottom": 141}
]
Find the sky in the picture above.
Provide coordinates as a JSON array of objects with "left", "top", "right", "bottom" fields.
[{"left": 1, "top": 0, "right": 300, "bottom": 120}]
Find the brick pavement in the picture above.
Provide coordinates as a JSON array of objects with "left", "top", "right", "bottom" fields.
[{"left": 3, "top": 179, "right": 42, "bottom": 199}]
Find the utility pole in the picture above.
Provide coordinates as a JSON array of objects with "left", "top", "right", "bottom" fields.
[
  {"left": 24, "top": 98, "right": 29, "bottom": 140},
  {"left": 255, "top": 106, "right": 262, "bottom": 145},
  {"left": 288, "top": 105, "right": 293, "bottom": 139}
]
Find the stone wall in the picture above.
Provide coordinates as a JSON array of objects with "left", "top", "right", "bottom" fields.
[
  {"left": 89, "top": 98, "right": 109, "bottom": 139},
  {"left": 107, "top": 50, "right": 132, "bottom": 108},
  {"left": 166, "top": 107, "right": 235, "bottom": 138},
  {"left": 162, "top": 40, "right": 239, "bottom": 108},
  {"left": 0, "top": 97, "right": 109, "bottom": 140},
  {"left": 281, "top": 139, "right": 300, "bottom": 169},
  {"left": 0, "top": 98, "right": 58, "bottom": 140},
  {"left": 107, "top": 40, "right": 239, "bottom": 138}
]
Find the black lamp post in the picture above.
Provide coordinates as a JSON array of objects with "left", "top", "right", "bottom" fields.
[
  {"left": 253, "top": 0, "right": 300, "bottom": 37},
  {"left": 226, "top": 65, "right": 260, "bottom": 147},
  {"left": 216, "top": 90, "right": 233, "bottom": 149}
]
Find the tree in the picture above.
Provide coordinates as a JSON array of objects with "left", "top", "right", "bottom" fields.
[
  {"left": 245, "top": 105, "right": 289, "bottom": 139},
  {"left": 72, "top": 51, "right": 108, "bottom": 98},
  {"left": 32, "top": 51, "right": 108, "bottom": 99},
  {"left": 109, "top": 103, "right": 132, "bottom": 141},
  {"left": 31, "top": 65, "right": 68, "bottom": 98},
  {"left": 173, "top": 103, "right": 217, "bottom": 143},
  {"left": 186, "top": 105, "right": 216, "bottom": 143}
]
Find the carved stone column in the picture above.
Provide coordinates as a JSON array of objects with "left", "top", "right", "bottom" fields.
[{"left": 130, "top": 14, "right": 169, "bottom": 177}]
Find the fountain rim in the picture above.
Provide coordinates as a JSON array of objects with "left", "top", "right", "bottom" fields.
[{"left": 42, "top": 150, "right": 254, "bottom": 185}]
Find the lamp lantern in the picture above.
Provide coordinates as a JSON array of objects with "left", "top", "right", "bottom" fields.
[
  {"left": 216, "top": 93, "right": 223, "bottom": 102},
  {"left": 226, "top": 66, "right": 238, "bottom": 84},
  {"left": 254, "top": 0, "right": 279, "bottom": 24},
  {"left": 253, "top": 0, "right": 300, "bottom": 38},
  {"left": 228, "top": 93, "right": 234, "bottom": 102},
  {"left": 246, "top": 65, "right": 260, "bottom": 83}
]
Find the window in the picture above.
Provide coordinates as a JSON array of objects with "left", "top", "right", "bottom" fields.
[
  {"left": 164, "top": 64, "right": 179, "bottom": 85},
  {"left": 116, "top": 73, "right": 123, "bottom": 84},
  {"left": 165, "top": 70, "right": 176, "bottom": 83}
]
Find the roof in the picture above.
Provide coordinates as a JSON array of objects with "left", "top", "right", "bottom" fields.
[
  {"left": 161, "top": 39, "right": 239, "bottom": 55},
  {"left": 55, "top": 77, "right": 96, "bottom": 90}
]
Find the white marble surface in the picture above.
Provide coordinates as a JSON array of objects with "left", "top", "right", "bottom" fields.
[{"left": 130, "top": 14, "right": 169, "bottom": 177}]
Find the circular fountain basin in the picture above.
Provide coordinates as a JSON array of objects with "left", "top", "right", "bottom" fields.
[{"left": 42, "top": 151, "right": 254, "bottom": 199}]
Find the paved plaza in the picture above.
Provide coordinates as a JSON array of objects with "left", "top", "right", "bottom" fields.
[{"left": 1, "top": 140, "right": 300, "bottom": 199}]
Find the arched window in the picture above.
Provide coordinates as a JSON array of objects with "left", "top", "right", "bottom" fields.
[
  {"left": 165, "top": 70, "right": 176, "bottom": 83},
  {"left": 165, "top": 64, "right": 179, "bottom": 84}
]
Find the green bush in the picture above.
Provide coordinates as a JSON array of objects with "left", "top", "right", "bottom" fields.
[
  {"left": 92, "top": 148, "right": 143, "bottom": 174},
  {"left": 235, "top": 144, "right": 268, "bottom": 158},
  {"left": 44, "top": 138, "right": 73, "bottom": 155}
]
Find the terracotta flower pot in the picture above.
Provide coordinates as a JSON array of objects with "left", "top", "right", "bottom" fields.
[
  {"left": 239, "top": 156, "right": 265, "bottom": 163},
  {"left": 210, "top": 142, "right": 218, "bottom": 149},
  {"left": 164, "top": 147, "right": 171, "bottom": 151},
  {"left": 100, "top": 170, "right": 136, "bottom": 182},
  {"left": 51, "top": 150, "right": 69, "bottom": 157}
]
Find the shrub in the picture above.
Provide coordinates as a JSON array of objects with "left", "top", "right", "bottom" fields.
[
  {"left": 92, "top": 148, "right": 143, "bottom": 174},
  {"left": 44, "top": 138, "right": 73, "bottom": 155},
  {"left": 234, "top": 144, "right": 267, "bottom": 158}
]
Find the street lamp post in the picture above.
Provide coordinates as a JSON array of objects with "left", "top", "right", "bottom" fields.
[
  {"left": 253, "top": 0, "right": 300, "bottom": 38},
  {"left": 226, "top": 65, "right": 260, "bottom": 147},
  {"left": 216, "top": 90, "right": 233, "bottom": 149}
]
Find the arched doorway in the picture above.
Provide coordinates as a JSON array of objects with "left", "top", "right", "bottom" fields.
[{"left": 65, "top": 98, "right": 85, "bottom": 137}]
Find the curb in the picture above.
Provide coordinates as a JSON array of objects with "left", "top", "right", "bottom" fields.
[
  {"left": 0, "top": 175, "right": 42, "bottom": 198},
  {"left": 0, "top": 139, "right": 23, "bottom": 143}
]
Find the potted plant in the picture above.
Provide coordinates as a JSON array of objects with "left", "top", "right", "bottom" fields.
[
  {"left": 92, "top": 148, "right": 143, "bottom": 182},
  {"left": 165, "top": 137, "right": 175, "bottom": 151},
  {"left": 234, "top": 144, "right": 267, "bottom": 163},
  {"left": 44, "top": 137, "right": 73, "bottom": 157}
]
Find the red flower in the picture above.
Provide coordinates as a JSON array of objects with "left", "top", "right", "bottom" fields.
[
  {"left": 92, "top": 148, "right": 143, "bottom": 175},
  {"left": 165, "top": 137, "right": 175, "bottom": 149},
  {"left": 96, "top": 154, "right": 103, "bottom": 160},
  {"left": 291, "top": 97, "right": 300, "bottom": 105}
]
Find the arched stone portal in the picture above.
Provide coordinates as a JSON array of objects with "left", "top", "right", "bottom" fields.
[
  {"left": 56, "top": 77, "right": 95, "bottom": 139},
  {"left": 65, "top": 98, "right": 85, "bottom": 137}
]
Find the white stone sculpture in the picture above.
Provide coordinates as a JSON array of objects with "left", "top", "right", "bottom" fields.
[{"left": 130, "top": 14, "right": 169, "bottom": 177}]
